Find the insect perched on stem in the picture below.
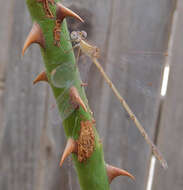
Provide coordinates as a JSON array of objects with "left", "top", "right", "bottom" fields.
[
  {"left": 70, "top": 31, "right": 100, "bottom": 61},
  {"left": 69, "top": 30, "right": 168, "bottom": 169}
]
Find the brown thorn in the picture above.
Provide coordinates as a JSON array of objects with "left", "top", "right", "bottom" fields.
[
  {"left": 60, "top": 138, "right": 77, "bottom": 167},
  {"left": 69, "top": 86, "right": 87, "bottom": 112},
  {"left": 106, "top": 164, "right": 135, "bottom": 183},
  {"left": 22, "top": 23, "right": 45, "bottom": 56},
  {"left": 33, "top": 71, "right": 48, "bottom": 85},
  {"left": 56, "top": 3, "right": 84, "bottom": 23},
  {"left": 81, "top": 82, "right": 88, "bottom": 87}
]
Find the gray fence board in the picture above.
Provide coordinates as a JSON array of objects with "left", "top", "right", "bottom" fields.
[
  {"left": 0, "top": 0, "right": 177, "bottom": 190},
  {"left": 87, "top": 1, "right": 173, "bottom": 190},
  {"left": 0, "top": 1, "right": 48, "bottom": 190},
  {"left": 153, "top": 1, "right": 183, "bottom": 190},
  {"left": 0, "top": 0, "right": 14, "bottom": 150}
]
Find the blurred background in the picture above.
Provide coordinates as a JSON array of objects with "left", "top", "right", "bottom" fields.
[{"left": 0, "top": 0, "right": 182, "bottom": 190}]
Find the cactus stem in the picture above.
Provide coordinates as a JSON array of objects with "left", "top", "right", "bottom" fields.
[
  {"left": 25, "top": 1, "right": 111, "bottom": 188},
  {"left": 33, "top": 71, "right": 48, "bottom": 84},
  {"left": 22, "top": 23, "right": 45, "bottom": 56},
  {"left": 59, "top": 138, "right": 77, "bottom": 167},
  {"left": 69, "top": 86, "right": 87, "bottom": 112},
  {"left": 106, "top": 164, "right": 135, "bottom": 183}
]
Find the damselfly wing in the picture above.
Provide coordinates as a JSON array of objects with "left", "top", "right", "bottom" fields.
[
  {"left": 49, "top": 30, "right": 168, "bottom": 169},
  {"left": 51, "top": 62, "right": 78, "bottom": 121},
  {"left": 68, "top": 30, "right": 168, "bottom": 169}
]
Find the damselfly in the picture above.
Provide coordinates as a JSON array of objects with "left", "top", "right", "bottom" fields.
[{"left": 66, "top": 30, "right": 168, "bottom": 169}]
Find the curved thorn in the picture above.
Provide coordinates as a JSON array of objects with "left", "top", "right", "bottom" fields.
[
  {"left": 60, "top": 138, "right": 77, "bottom": 167},
  {"left": 56, "top": 3, "right": 84, "bottom": 23},
  {"left": 69, "top": 86, "right": 87, "bottom": 112},
  {"left": 106, "top": 164, "right": 135, "bottom": 183},
  {"left": 22, "top": 23, "right": 45, "bottom": 56},
  {"left": 33, "top": 71, "right": 48, "bottom": 85}
]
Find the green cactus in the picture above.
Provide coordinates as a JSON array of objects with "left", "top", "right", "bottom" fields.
[{"left": 23, "top": 0, "right": 133, "bottom": 189}]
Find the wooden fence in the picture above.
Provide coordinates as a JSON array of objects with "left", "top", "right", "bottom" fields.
[{"left": 0, "top": 0, "right": 182, "bottom": 190}]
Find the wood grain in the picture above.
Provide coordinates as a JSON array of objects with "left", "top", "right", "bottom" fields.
[
  {"left": 0, "top": 0, "right": 176, "bottom": 190},
  {"left": 0, "top": 0, "right": 49, "bottom": 190},
  {"left": 85, "top": 0, "right": 173, "bottom": 190},
  {"left": 0, "top": 0, "right": 14, "bottom": 152},
  {"left": 153, "top": 1, "right": 183, "bottom": 190}
]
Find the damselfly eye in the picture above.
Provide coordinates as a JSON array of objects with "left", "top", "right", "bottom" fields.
[
  {"left": 81, "top": 31, "right": 87, "bottom": 39},
  {"left": 70, "top": 31, "right": 78, "bottom": 40}
]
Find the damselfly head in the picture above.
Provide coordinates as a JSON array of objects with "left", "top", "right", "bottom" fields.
[
  {"left": 70, "top": 31, "right": 80, "bottom": 42},
  {"left": 80, "top": 30, "right": 87, "bottom": 39}
]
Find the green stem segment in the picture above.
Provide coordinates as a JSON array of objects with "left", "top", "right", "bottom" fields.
[{"left": 25, "top": 0, "right": 110, "bottom": 189}]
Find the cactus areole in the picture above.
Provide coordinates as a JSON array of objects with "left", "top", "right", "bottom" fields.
[{"left": 23, "top": 0, "right": 134, "bottom": 189}]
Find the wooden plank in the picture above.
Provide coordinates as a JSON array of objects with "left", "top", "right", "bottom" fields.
[
  {"left": 0, "top": 0, "right": 13, "bottom": 148},
  {"left": 0, "top": 0, "right": 48, "bottom": 190},
  {"left": 86, "top": 0, "right": 174, "bottom": 190},
  {"left": 153, "top": 1, "right": 183, "bottom": 190},
  {"left": 0, "top": 0, "right": 13, "bottom": 79}
]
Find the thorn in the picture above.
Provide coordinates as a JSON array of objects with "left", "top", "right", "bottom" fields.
[
  {"left": 60, "top": 138, "right": 77, "bottom": 167},
  {"left": 22, "top": 23, "right": 45, "bottom": 56},
  {"left": 106, "top": 164, "right": 135, "bottom": 183},
  {"left": 56, "top": 3, "right": 84, "bottom": 23},
  {"left": 81, "top": 82, "right": 88, "bottom": 87},
  {"left": 33, "top": 71, "right": 48, "bottom": 84},
  {"left": 69, "top": 86, "right": 87, "bottom": 112}
]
